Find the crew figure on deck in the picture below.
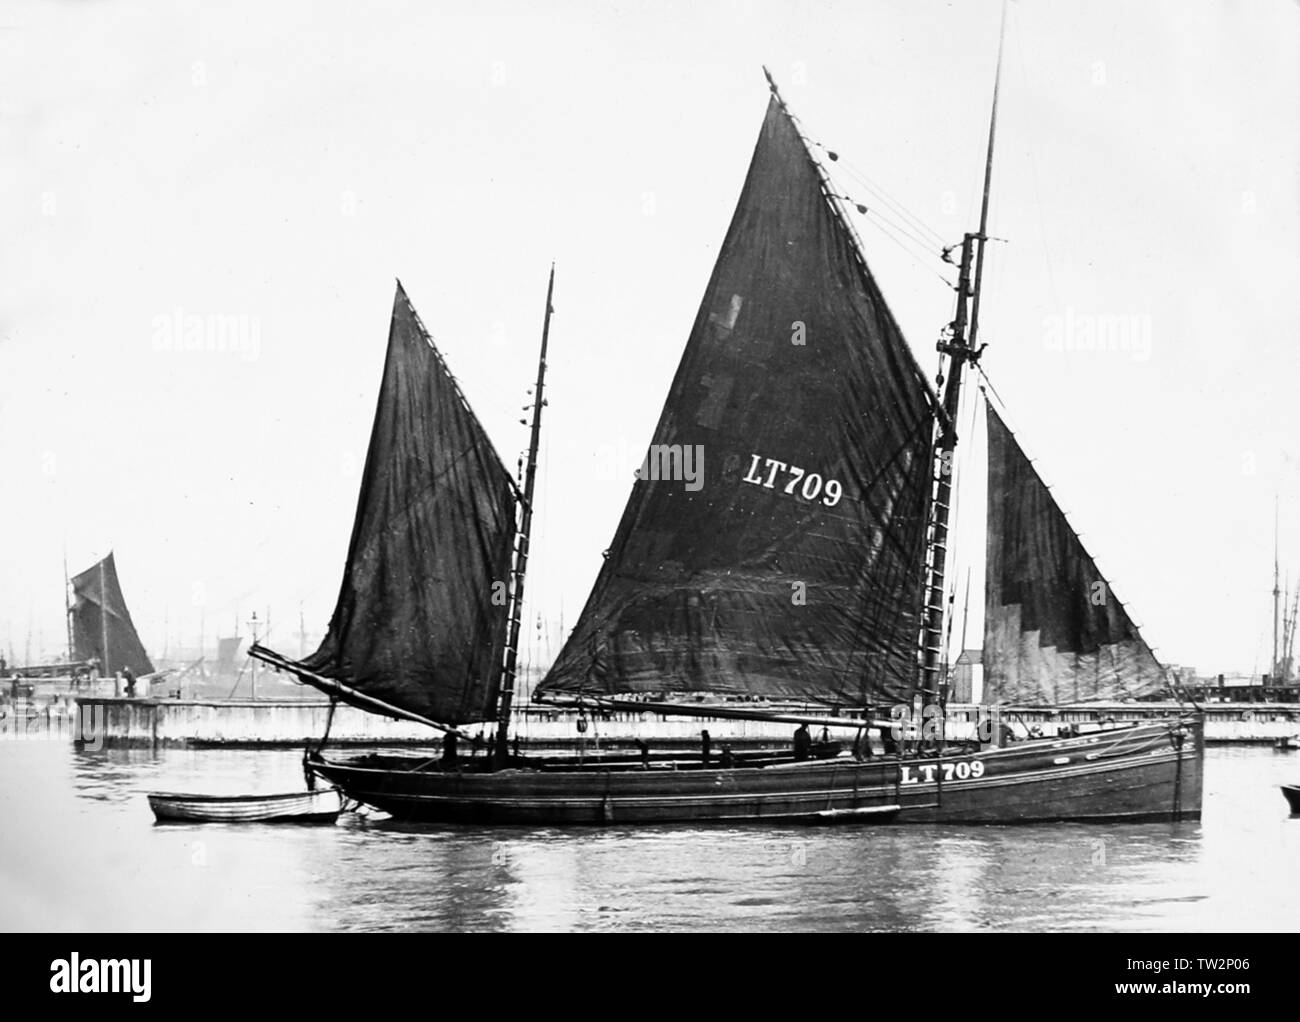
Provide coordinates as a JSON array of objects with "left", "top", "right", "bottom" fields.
[
  {"left": 793, "top": 723, "right": 812, "bottom": 762},
  {"left": 700, "top": 729, "right": 712, "bottom": 766}
]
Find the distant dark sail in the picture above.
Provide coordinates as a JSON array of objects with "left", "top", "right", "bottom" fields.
[
  {"left": 983, "top": 406, "right": 1165, "bottom": 702},
  {"left": 215, "top": 636, "right": 242, "bottom": 676},
  {"left": 299, "top": 284, "right": 518, "bottom": 725},
  {"left": 536, "top": 96, "right": 936, "bottom": 707},
  {"left": 70, "top": 552, "right": 154, "bottom": 676}
]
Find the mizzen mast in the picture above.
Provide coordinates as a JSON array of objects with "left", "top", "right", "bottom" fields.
[
  {"left": 919, "top": 1, "right": 1007, "bottom": 714},
  {"left": 495, "top": 264, "right": 555, "bottom": 763}
]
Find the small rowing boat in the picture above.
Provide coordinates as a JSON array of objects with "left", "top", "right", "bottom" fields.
[
  {"left": 147, "top": 787, "right": 343, "bottom": 824},
  {"left": 1281, "top": 785, "right": 1300, "bottom": 814}
]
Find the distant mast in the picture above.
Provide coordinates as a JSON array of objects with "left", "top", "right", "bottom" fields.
[
  {"left": 249, "top": 611, "right": 259, "bottom": 700},
  {"left": 495, "top": 265, "right": 555, "bottom": 762},
  {"left": 920, "top": 1, "right": 1007, "bottom": 713},
  {"left": 1273, "top": 496, "right": 1281, "bottom": 682},
  {"left": 63, "top": 548, "right": 73, "bottom": 665},
  {"left": 100, "top": 558, "right": 110, "bottom": 677}
]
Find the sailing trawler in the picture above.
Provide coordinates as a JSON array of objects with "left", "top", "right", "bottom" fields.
[
  {"left": 4, "top": 552, "right": 154, "bottom": 686},
  {"left": 251, "top": 62, "right": 1202, "bottom": 825},
  {"left": 70, "top": 552, "right": 155, "bottom": 685}
]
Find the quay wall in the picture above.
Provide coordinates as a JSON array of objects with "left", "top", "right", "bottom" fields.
[{"left": 0, "top": 697, "right": 1294, "bottom": 748}]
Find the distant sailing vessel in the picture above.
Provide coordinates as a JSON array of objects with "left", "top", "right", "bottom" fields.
[
  {"left": 2, "top": 551, "right": 153, "bottom": 684},
  {"left": 215, "top": 636, "right": 244, "bottom": 680},
  {"left": 253, "top": 58, "right": 1202, "bottom": 824},
  {"left": 69, "top": 552, "right": 155, "bottom": 683}
]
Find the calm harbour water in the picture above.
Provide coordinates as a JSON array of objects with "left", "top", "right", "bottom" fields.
[{"left": 0, "top": 740, "right": 1296, "bottom": 932}]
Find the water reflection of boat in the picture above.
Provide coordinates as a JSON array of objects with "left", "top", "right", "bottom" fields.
[{"left": 147, "top": 787, "right": 343, "bottom": 824}]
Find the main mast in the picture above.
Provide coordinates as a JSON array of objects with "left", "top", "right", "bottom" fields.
[
  {"left": 919, "top": 2, "right": 1006, "bottom": 716},
  {"left": 495, "top": 265, "right": 555, "bottom": 763}
]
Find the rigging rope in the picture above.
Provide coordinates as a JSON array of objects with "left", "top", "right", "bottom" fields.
[
  {"left": 938, "top": 384, "right": 982, "bottom": 670},
  {"left": 860, "top": 212, "right": 957, "bottom": 289},
  {"left": 793, "top": 128, "right": 955, "bottom": 288},
  {"left": 822, "top": 145, "right": 949, "bottom": 250}
]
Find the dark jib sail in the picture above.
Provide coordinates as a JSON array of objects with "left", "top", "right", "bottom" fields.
[
  {"left": 70, "top": 552, "right": 154, "bottom": 677},
  {"left": 983, "top": 405, "right": 1165, "bottom": 703},
  {"left": 537, "top": 96, "right": 936, "bottom": 708},
  {"left": 298, "top": 284, "right": 518, "bottom": 725}
]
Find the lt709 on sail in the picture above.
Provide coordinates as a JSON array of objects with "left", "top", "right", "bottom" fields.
[{"left": 740, "top": 453, "right": 844, "bottom": 506}]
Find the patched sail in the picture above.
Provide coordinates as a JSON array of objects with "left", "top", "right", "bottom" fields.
[
  {"left": 70, "top": 552, "right": 154, "bottom": 677},
  {"left": 983, "top": 406, "right": 1165, "bottom": 702},
  {"left": 536, "top": 96, "right": 936, "bottom": 707},
  {"left": 299, "top": 284, "right": 518, "bottom": 725}
]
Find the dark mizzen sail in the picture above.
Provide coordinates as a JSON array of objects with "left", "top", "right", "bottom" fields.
[
  {"left": 982, "top": 405, "right": 1165, "bottom": 703},
  {"left": 298, "top": 284, "right": 518, "bottom": 725},
  {"left": 70, "top": 552, "right": 154, "bottom": 676},
  {"left": 536, "top": 97, "right": 935, "bottom": 707}
]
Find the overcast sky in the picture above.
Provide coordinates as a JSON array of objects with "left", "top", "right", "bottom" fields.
[{"left": 2, "top": 0, "right": 1297, "bottom": 679}]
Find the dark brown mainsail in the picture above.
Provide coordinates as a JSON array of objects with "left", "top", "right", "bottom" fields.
[
  {"left": 535, "top": 97, "right": 936, "bottom": 708},
  {"left": 70, "top": 552, "right": 154, "bottom": 677},
  {"left": 982, "top": 405, "right": 1165, "bottom": 703},
  {"left": 297, "top": 284, "right": 518, "bottom": 725}
]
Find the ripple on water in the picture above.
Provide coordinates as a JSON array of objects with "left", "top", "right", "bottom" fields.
[{"left": 1, "top": 743, "right": 1296, "bottom": 930}]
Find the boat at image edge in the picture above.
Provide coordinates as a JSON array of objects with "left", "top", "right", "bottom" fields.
[{"left": 250, "top": 59, "right": 1204, "bottom": 825}]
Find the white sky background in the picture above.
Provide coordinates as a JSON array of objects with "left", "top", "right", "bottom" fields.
[{"left": 1, "top": 0, "right": 1297, "bottom": 677}]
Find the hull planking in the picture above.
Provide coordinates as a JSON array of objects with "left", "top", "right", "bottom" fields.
[{"left": 310, "top": 717, "right": 1203, "bottom": 826}]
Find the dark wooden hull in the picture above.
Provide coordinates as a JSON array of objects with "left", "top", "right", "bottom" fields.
[
  {"left": 309, "top": 717, "right": 1203, "bottom": 825},
  {"left": 1282, "top": 785, "right": 1300, "bottom": 814}
]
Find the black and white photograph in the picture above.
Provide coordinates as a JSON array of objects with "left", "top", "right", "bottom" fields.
[{"left": 1, "top": 0, "right": 1296, "bottom": 964}]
